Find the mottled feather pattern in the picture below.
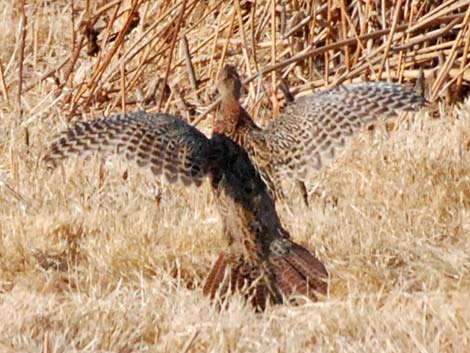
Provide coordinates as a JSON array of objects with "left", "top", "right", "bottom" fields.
[
  {"left": 44, "top": 111, "right": 329, "bottom": 309},
  {"left": 260, "top": 82, "right": 427, "bottom": 182},
  {"left": 284, "top": 83, "right": 426, "bottom": 135},
  {"left": 44, "top": 112, "right": 211, "bottom": 186}
]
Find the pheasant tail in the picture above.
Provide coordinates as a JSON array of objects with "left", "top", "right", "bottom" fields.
[
  {"left": 270, "top": 241, "right": 328, "bottom": 302},
  {"left": 203, "top": 253, "right": 276, "bottom": 310},
  {"left": 204, "top": 241, "right": 328, "bottom": 310}
]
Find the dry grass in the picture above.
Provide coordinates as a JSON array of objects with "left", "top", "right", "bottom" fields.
[{"left": 1, "top": 1, "right": 470, "bottom": 352}]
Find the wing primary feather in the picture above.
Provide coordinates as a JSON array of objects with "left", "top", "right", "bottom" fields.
[{"left": 43, "top": 112, "right": 212, "bottom": 186}]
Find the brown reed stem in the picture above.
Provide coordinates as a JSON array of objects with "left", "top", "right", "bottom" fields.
[
  {"left": 0, "top": 59, "right": 9, "bottom": 103},
  {"left": 17, "top": 0, "right": 27, "bottom": 111},
  {"left": 157, "top": 0, "right": 188, "bottom": 112}
]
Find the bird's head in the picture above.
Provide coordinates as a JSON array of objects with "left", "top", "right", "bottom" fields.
[
  {"left": 218, "top": 64, "right": 242, "bottom": 101},
  {"left": 213, "top": 65, "right": 243, "bottom": 135}
]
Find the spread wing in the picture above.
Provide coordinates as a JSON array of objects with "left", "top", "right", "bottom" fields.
[
  {"left": 258, "top": 82, "right": 426, "bottom": 182},
  {"left": 43, "top": 112, "right": 213, "bottom": 186}
]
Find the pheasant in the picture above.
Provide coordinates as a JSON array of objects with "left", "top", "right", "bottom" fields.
[
  {"left": 214, "top": 65, "right": 427, "bottom": 205},
  {"left": 44, "top": 112, "right": 328, "bottom": 310}
]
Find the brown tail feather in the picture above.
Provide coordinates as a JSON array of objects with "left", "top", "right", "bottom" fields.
[
  {"left": 282, "top": 242, "right": 329, "bottom": 295},
  {"left": 271, "top": 258, "right": 312, "bottom": 299},
  {"left": 203, "top": 252, "right": 229, "bottom": 300},
  {"left": 204, "top": 253, "right": 275, "bottom": 310},
  {"left": 203, "top": 242, "right": 328, "bottom": 310},
  {"left": 271, "top": 242, "right": 328, "bottom": 302}
]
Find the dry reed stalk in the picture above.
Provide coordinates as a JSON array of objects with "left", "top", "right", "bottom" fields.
[
  {"left": 67, "top": 2, "right": 121, "bottom": 111},
  {"left": 23, "top": 50, "right": 77, "bottom": 94},
  {"left": 395, "top": 2, "right": 409, "bottom": 83},
  {"left": 431, "top": 4, "right": 470, "bottom": 100},
  {"left": 110, "top": 0, "right": 189, "bottom": 67},
  {"left": 380, "top": 0, "right": 387, "bottom": 34},
  {"left": 120, "top": 60, "right": 126, "bottom": 113},
  {"left": 0, "top": 177, "right": 28, "bottom": 210},
  {"left": 181, "top": 35, "right": 198, "bottom": 91},
  {"left": 207, "top": 14, "right": 223, "bottom": 94},
  {"left": 171, "top": 82, "right": 192, "bottom": 120},
  {"left": 103, "top": 22, "right": 174, "bottom": 103},
  {"left": 17, "top": 0, "right": 27, "bottom": 111},
  {"left": 340, "top": 0, "right": 350, "bottom": 73},
  {"left": 156, "top": 0, "right": 189, "bottom": 112},
  {"left": 216, "top": 5, "right": 236, "bottom": 78},
  {"left": 62, "top": 35, "right": 86, "bottom": 105},
  {"left": 69, "top": 0, "right": 77, "bottom": 89},
  {"left": 0, "top": 59, "right": 9, "bottom": 103},
  {"left": 337, "top": 1, "right": 375, "bottom": 80},
  {"left": 280, "top": 2, "right": 286, "bottom": 36},
  {"left": 163, "top": 87, "right": 175, "bottom": 113},
  {"left": 76, "top": 0, "right": 140, "bottom": 110},
  {"left": 324, "top": 0, "right": 332, "bottom": 85},
  {"left": 250, "top": 4, "right": 259, "bottom": 71},
  {"left": 80, "top": 1, "right": 124, "bottom": 105},
  {"left": 439, "top": 61, "right": 470, "bottom": 96},
  {"left": 43, "top": 332, "right": 49, "bottom": 353},
  {"left": 407, "top": 0, "right": 468, "bottom": 33},
  {"left": 282, "top": 14, "right": 312, "bottom": 39},
  {"left": 245, "top": 24, "right": 410, "bottom": 83},
  {"left": 93, "top": 0, "right": 129, "bottom": 19},
  {"left": 181, "top": 330, "right": 199, "bottom": 353},
  {"left": 377, "top": 0, "right": 404, "bottom": 80},
  {"left": 234, "top": 0, "right": 252, "bottom": 76},
  {"left": 95, "top": 1, "right": 122, "bottom": 65},
  {"left": 184, "top": 0, "right": 225, "bottom": 33},
  {"left": 334, "top": 46, "right": 407, "bottom": 87},
  {"left": 270, "top": 0, "right": 279, "bottom": 116},
  {"left": 351, "top": 0, "right": 371, "bottom": 67},
  {"left": 176, "top": 13, "right": 234, "bottom": 70},
  {"left": 394, "top": 17, "right": 463, "bottom": 51},
  {"left": 457, "top": 24, "right": 470, "bottom": 89},
  {"left": 99, "top": 0, "right": 200, "bottom": 98},
  {"left": 116, "top": 30, "right": 171, "bottom": 94},
  {"left": 255, "top": 2, "right": 271, "bottom": 40}
]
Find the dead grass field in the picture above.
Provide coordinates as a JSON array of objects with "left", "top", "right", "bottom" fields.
[{"left": 1, "top": 1, "right": 470, "bottom": 352}]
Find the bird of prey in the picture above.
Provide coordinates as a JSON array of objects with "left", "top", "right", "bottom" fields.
[
  {"left": 214, "top": 65, "right": 427, "bottom": 205},
  {"left": 44, "top": 112, "right": 328, "bottom": 310}
]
